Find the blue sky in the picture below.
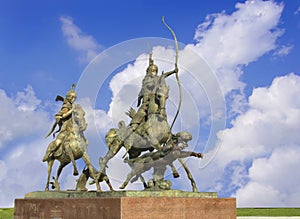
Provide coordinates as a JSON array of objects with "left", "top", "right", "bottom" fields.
[{"left": 1, "top": 0, "right": 300, "bottom": 207}]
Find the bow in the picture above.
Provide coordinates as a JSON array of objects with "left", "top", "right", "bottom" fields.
[{"left": 162, "top": 16, "right": 182, "bottom": 130}]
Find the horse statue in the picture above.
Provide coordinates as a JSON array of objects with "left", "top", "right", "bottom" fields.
[
  {"left": 43, "top": 104, "right": 101, "bottom": 192},
  {"left": 98, "top": 107, "right": 172, "bottom": 175}
]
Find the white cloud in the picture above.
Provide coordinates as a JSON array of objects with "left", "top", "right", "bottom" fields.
[
  {"left": 191, "top": 0, "right": 284, "bottom": 117},
  {"left": 215, "top": 73, "right": 300, "bottom": 164},
  {"left": 206, "top": 73, "right": 300, "bottom": 207},
  {"left": 60, "top": 16, "right": 102, "bottom": 63},
  {"left": 0, "top": 86, "right": 50, "bottom": 149},
  {"left": 273, "top": 44, "right": 293, "bottom": 57},
  {"left": 0, "top": 139, "right": 49, "bottom": 207},
  {"left": 194, "top": 0, "right": 283, "bottom": 68},
  {"left": 237, "top": 145, "right": 300, "bottom": 207},
  {"left": 0, "top": 160, "right": 7, "bottom": 180},
  {"left": 237, "top": 182, "right": 284, "bottom": 207},
  {"left": 14, "top": 86, "right": 41, "bottom": 112},
  {"left": 78, "top": 98, "right": 114, "bottom": 135},
  {"left": 0, "top": 86, "right": 53, "bottom": 207}
]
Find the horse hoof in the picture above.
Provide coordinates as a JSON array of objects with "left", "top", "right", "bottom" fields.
[
  {"left": 77, "top": 188, "right": 88, "bottom": 192},
  {"left": 73, "top": 170, "right": 79, "bottom": 176},
  {"left": 173, "top": 173, "right": 180, "bottom": 178},
  {"left": 119, "top": 184, "right": 126, "bottom": 189}
]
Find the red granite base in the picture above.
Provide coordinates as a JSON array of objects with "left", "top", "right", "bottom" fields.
[{"left": 15, "top": 196, "right": 236, "bottom": 219}]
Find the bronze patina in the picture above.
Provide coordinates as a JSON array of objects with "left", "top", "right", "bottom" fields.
[
  {"left": 43, "top": 84, "right": 103, "bottom": 192},
  {"left": 43, "top": 17, "right": 203, "bottom": 192}
]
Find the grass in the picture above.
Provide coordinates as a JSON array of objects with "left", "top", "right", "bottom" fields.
[
  {"left": 1, "top": 207, "right": 300, "bottom": 217},
  {"left": 237, "top": 208, "right": 300, "bottom": 216},
  {"left": 0, "top": 208, "right": 14, "bottom": 219}
]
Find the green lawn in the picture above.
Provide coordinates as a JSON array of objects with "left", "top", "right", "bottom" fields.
[
  {"left": 237, "top": 208, "right": 300, "bottom": 216},
  {"left": 1, "top": 208, "right": 300, "bottom": 218},
  {"left": 0, "top": 208, "right": 14, "bottom": 219}
]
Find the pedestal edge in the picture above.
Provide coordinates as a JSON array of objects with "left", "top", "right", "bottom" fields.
[{"left": 25, "top": 190, "right": 218, "bottom": 199}]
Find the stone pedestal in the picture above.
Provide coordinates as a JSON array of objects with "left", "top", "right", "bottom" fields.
[{"left": 14, "top": 191, "right": 236, "bottom": 219}]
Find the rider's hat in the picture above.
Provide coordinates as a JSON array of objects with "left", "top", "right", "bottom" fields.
[
  {"left": 146, "top": 52, "right": 158, "bottom": 74},
  {"left": 66, "top": 83, "right": 76, "bottom": 98}
]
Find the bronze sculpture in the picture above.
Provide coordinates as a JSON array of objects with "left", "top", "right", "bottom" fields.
[
  {"left": 43, "top": 17, "right": 204, "bottom": 192},
  {"left": 94, "top": 17, "right": 204, "bottom": 191},
  {"left": 43, "top": 85, "right": 102, "bottom": 192}
]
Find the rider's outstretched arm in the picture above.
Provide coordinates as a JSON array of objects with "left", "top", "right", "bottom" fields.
[{"left": 162, "top": 66, "right": 178, "bottom": 78}]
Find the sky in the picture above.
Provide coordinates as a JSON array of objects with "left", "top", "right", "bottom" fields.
[{"left": 0, "top": 0, "right": 300, "bottom": 208}]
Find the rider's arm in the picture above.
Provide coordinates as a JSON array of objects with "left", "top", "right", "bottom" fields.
[
  {"left": 57, "top": 107, "right": 73, "bottom": 120},
  {"left": 62, "top": 108, "right": 73, "bottom": 119},
  {"left": 162, "top": 66, "right": 178, "bottom": 78}
]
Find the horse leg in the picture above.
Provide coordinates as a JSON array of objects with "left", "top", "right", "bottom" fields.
[
  {"left": 45, "top": 159, "right": 54, "bottom": 190},
  {"left": 139, "top": 175, "right": 148, "bottom": 188},
  {"left": 153, "top": 165, "right": 166, "bottom": 184},
  {"left": 103, "top": 175, "right": 114, "bottom": 191},
  {"left": 99, "top": 144, "right": 122, "bottom": 174},
  {"left": 169, "top": 163, "right": 180, "bottom": 178},
  {"left": 178, "top": 158, "right": 198, "bottom": 192},
  {"left": 130, "top": 174, "right": 148, "bottom": 188},
  {"left": 65, "top": 143, "right": 78, "bottom": 176},
  {"left": 54, "top": 162, "right": 68, "bottom": 191},
  {"left": 119, "top": 163, "right": 144, "bottom": 189},
  {"left": 119, "top": 172, "right": 134, "bottom": 189},
  {"left": 76, "top": 167, "right": 89, "bottom": 191},
  {"left": 82, "top": 152, "right": 101, "bottom": 192}
]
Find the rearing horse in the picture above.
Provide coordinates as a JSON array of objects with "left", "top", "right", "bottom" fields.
[{"left": 43, "top": 104, "right": 101, "bottom": 191}]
